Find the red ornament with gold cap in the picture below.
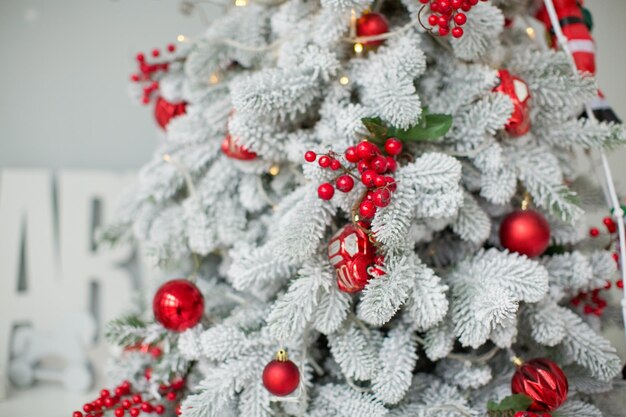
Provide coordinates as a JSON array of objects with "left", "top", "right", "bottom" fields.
[
  {"left": 511, "top": 357, "right": 568, "bottom": 412},
  {"left": 493, "top": 69, "right": 531, "bottom": 137},
  {"left": 221, "top": 134, "right": 258, "bottom": 160},
  {"left": 356, "top": 11, "right": 389, "bottom": 46},
  {"left": 499, "top": 194, "right": 551, "bottom": 258},
  {"left": 262, "top": 349, "right": 300, "bottom": 396}
]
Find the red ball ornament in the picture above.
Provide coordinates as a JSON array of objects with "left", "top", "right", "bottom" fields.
[
  {"left": 328, "top": 223, "right": 379, "bottom": 292},
  {"left": 221, "top": 134, "right": 258, "bottom": 160},
  {"left": 153, "top": 279, "right": 204, "bottom": 332},
  {"left": 356, "top": 12, "right": 389, "bottom": 46},
  {"left": 154, "top": 97, "right": 187, "bottom": 130},
  {"left": 493, "top": 69, "right": 531, "bottom": 137},
  {"left": 511, "top": 358, "right": 568, "bottom": 412},
  {"left": 262, "top": 349, "right": 300, "bottom": 396},
  {"left": 500, "top": 209, "right": 550, "bottom": 257}
]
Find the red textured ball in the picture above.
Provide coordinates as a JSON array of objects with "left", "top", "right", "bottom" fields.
[
  {"left": 356, "top": 141, "right": 379, "bottom": 160},
  {"left": 318, "top": 183, "right": 335, "bottom": 200},
  {"left": 73, "top": 412, "right": 83, "bottom": 417},
  {"left": 153, "top": 279, "right": 204, "bottom": 332},
  {"left": 499, "top": 209, "right": 550, "bottom": 257},
  {"left": 330, "top": 159, "right": 341, "bottom": 170},
  {"left": 359, "top": 200, "right": 377, "bottom": 219},
  {"left": 454, "top": 12, "right": 467, "bottom": 25},
  {"left": 336, "top": 175, "right": 355, "bottom": 193},
  {"left": 357, "top": 160, "right": 370, "bottom": 173},
  {"left": 384, "top": 138, "right": 402, "bottom": 156},
  {"left": 345, "top": 146, "right": 360, "bottom": 163},
  {"left": 369, "top": 156, "right": 389, "bottom": 173},
  {"left": 511, "top": 358, "right": 568, "bottom": 412},
  {"left": 154, "top": 97, "right": 187, "bottom": 130},
  {"left": 130, "top": 408, "right": 140, "bottom": 417},
  {"left": 356, "top": 12, "right": 389, "bottom": 46},
  {"left": 386, "top": 157, "right": 397, "bottom": 172},
  {"left": 451, "top": 27, "right": 464, "bottom": 38},
  {"left": 373, "top": 189, "right": 392, "bottom": 207},
  {"left": 262, "top": 358, "right": 300, "bottom": 396},
  {"left": 114, "top": 408, "right": 125, "bottom": 417},
  {"left": 318, "top": 155, "right": 331, "bottom": 168},
  {"left": 361, "top": 170, "right": 378, "bottom": 187},
  {"left": 304, "top": 151, "right": 316, "bottom": 162}
]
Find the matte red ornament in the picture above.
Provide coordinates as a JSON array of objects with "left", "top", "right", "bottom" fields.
[
  {"left": 154, "top": 97, "right": 187, "bottom": 130},
  {"left": 500, "top": 209, "right": 550, "bottom": 257},
  {"left": 511, "top": 358, "right": 568, "bottom": 412},
  {"left": 153, "top": 279, "right": 204, "bottom": 332},
  {"left": 328, "top": 224, "right": 380, "bottom": 293},
  {"left": 356, "top": 12, "right": 389, "bottom": 46},
  {"left": 262, "top": 350, "right": 300, "bottom": 396},
  {"left": 221, "top": 134, "right": 258, "bottom": 160},
  {"left": 493, "top": 69, "right": 531, "bottom": 137}
]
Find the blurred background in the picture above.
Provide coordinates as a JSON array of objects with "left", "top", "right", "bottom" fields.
[{"left": 1, "top": 1, "right": 625, "bottom": 416}]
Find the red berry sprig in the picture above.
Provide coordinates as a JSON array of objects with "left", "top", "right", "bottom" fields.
[
  {"left": 305, "top": 138, "right": 402, "bottom": 220},
  {"left": 418, "top": 0, "right": 487, "bottom": 38},
  {"left": 130, "top": 42, "right": 179, "bottom": 105}
]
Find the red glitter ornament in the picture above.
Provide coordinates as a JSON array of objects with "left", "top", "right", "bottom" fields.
[
  {"left": 511, "top": 358, "right": 568, "bottom": 412},
  {"left": 262, "top": 349, "right": 300, "bottom": 396},
  {"left": 221, "top": 134, "right": 258, "bottom": 160},
  {"left": 356, "top": 12, "right": 389, "bottom": 46},
  {"left": 153, "top": 279, "right": 204, "bottom": 332},
  {"left": 500, "top": 209, "right": 551, "bottom": 257},
  {"left": 154, "top": 97, "right": 187, "bottom": 130},
  {"left": 493, "top": 69, "right": 531, "bottom": 137}
]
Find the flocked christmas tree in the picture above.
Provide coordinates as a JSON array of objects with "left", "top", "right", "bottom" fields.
[{"left": 77, "top": 0, "right": 626, "bottom": 416}]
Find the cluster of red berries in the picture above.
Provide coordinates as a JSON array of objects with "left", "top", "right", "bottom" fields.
[
  {"left": 130, "top": 43, "right": 178, "bottom": 104},
  {"left": 572, "top": 288, "right": 609, "bottom": 317},
  {"left": 305, "top": 138, "right": 402, "bottom": 219},
  {"left": 419, "top": 0, "right": 487, "bottom": 38},
  {"left": 72, "top": 377, "right": 185, "bottom": 417},
  {"left": 514, "top": 413, "right": 551, "bottom": 417},
  {"left": 589, "top": 216, "right": 618, "bottom": 237}
]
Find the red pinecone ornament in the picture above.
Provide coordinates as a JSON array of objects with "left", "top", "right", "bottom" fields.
[
  {"left": 493, "top": 69, "right": 531, "bottom": 137},
  {"left": 221, "top": 134, "right": 258, "bottom": 160},
  {"left": 262, "top": 349, "right": 300, "bottom": 396},
  {"left": 511, "top": 358, "right": 568, "bottom": 412},
  {"left": 356, "top": 12, "right": 389, "bottom": 46},
  {"left": 153, "top": 279, "right": 204, "bottom": 331},
  {"left": 500, "top": 209, "right": 551, "bottom": 257},
  {"left": 154, "top": 97, "right": 187, "bottom": 130}
]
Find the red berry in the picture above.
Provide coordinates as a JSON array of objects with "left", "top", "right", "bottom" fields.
[
  {"left": 104, "top": 397, "right": 115, "bottom": 407},
  {"left": 373, "top": 189, "right": 392, "bottom": 207},
  {"left": 419, "top": 0, "right": 429, "bottom": 3},
  {"left": 451, "top": 0, "right": 463, "bottom": 8},
  {"left": 370, "top": 156, "right": 389, "bottom": 173},
  {"left": 121, "top": 381, "right": 131, "bottom": 390},
  {"left": 167, "top": 43, "right": 176, "bottom": 53},
  {"left": 357, "top": 160, "right": 370, "bottom": 173},
  {"left": 384, "top": 138, "right": 403, "bottom": 156},
  {"left": 428, "top": 15, "right": 438, "bottom": 26},
  {"left": 141, "top": 96, "right": 150, "bottom": 105},
  {"left": 122, "top": 400, "right": 132, "bottom": 409},
  {"left": 385, "top": 176, "right": 397, "bottom": 192},
  {"left": 589, "top": 227, "right": 600, "bottom": 237},
  {"left": 361, "top": 170, "right": 378, "bottom": 187},
  {"left": 73, "top": 412, "right": 83, "bottom": 417},
  {"left": 603, "top": 216, "right": 617, "bottom": 233},
  {"left": 129, "top": 408, "right": 140, "bottom": 417},
  {"left": 318, "top": 183, "right": 335, "bottom": 200},
  {"left": 604, "top": 280, "right": 612, "bottom": 289},
  {"left": 132, "top": 394, "right": 142, "bottom": 404},
  {"left": 115, "top": 408, "right": 125, "bottom": 417},
  {"left": 130, "top": 73, "right": 140, "bottom": 82},
  {"left": 171, "top": 378, "right": 185, "bottom": 390},
  {"left": 451, "top": 27, "right": 464, "bottom": 38},
  {"left": 318, "top": 155, "right": 331, "bottom": 168},
  {"left": 571, "top": 296, "right": 581, "bottom": 306},
  {"left": 141, "top": 403, "right": 153, "bottom": 412},
  {"left": 438, "top": 0, "right": 450, "bottom": 10},
  {"left": 359, "top": 201, "right": 377, "bottom": 219},
  {"left": 176, "top": 404, "right": 182, "bottom": 415},
  {"left": 115, "top": 387, "right": 124, "bottom": 397},
  {"left": 345, "top": 146, "right": 360, "bottom": 163},
  {"left": 438, "top": 16, "right": 449, "bottom": 27},
  {"left": 386, "top": 157, "right": 397, "bottom": 172},
  {"left": 100, "top": 389, "right": 111, "bottom": 398},
  {"left": 365, "top": 191, "right": 374, "bottom": 201},
  {"left": 356, "top": 141, "right": 379, "bottom": 160},
  {"left": 439, "top": 26, "right": 450, "bottom": 36},
  {"left": 155, "top": 405, "right": 165, "bottom": 415},
  {"left": 454, "top": 12, "right": 467, "bottom": 25},
  {"left": 469, "top": 0, "right": 478, "bottom": 4},
  {"left": 304, "top": 151, "right": 316, "bottom": 162},
  {"left": 152, "top": 48, "right": 160, "bottom": 57},
  {"left": 613, "top": 252, "right": 620, "bottom": 263},
  {"left": 136, "top": 53, "right": 145, "bottom": 62},
  {"left": 373, "top": 175, "right": 387, "bottom": 188},
  {"left": 618, "top": 280, "right": 624, "bottom": 289},
  {"left": 166, "top": 392, "right": 177, "bottom": 401},
  {"left": 83, "top": 404, "right": 93, "bottom": 413},
  {"left": 583, "top": 305, "right": 594, "bottom": 315},
  {"left": 330, "top": 159, "right": 341, "bottom": 170},
  {"left": 336, "top": 175, "right": 355, "bottom": 192},
  {"left": 597, "top": 298, "right": 607, "bottom": 308},
  {"left": 461, "top": 2, "right": 471, "bottom": 11}
]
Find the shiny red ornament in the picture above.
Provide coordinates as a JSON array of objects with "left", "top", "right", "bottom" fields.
[
  {"left": 153, "top": 279, "right": 204, "bottom": 332},
  {"left": 221, "top": 134, "right": 258, "bottom": 160},
  {"left": 328, "top": 224, "right": 381, "bottom": 293},
  {"left": 356, "top": 12, "right": 389, "bottom": 46},
  {"left": 500, "top": 209, "right": 550, "bottom": 257},
  {"left": 262, "top": 350, "right": 300, "bottom": 396},
  {"left": 493, "top": 69, "right": 531, "bottom": 137},
  {"left": 511, "top": 358, "right": 568, "bottom": 412},
  {"left": 154, "top": 97, "right": 187, "bottom": 130}
]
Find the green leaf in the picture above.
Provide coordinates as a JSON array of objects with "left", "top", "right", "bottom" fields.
[
  {"left": 360, "top": 110, "right": 453, "bottom": 145},
  {"left": 487, "top": 394, "right": 534, "bottom": 412}
]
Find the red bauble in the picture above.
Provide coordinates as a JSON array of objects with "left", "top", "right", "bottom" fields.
[
  {"left": 221, "top": 134, "right": 258, "bottom": 160},
  {"left": 153, "top": 279, "right": 204, "bottom": 331},
  {"left": 493, "top": 69, "right": 531, "bottom": 137},
  {"left": 356, "top": 12, "right": 389, "bottom": 46},
  {"left": 500, "top": 209, "right": 551, "bottom": 257},
  {"left": 262, "top": 350, "right": 300, "bottom": 396},
  {"left": 154, "top": 97, "right": 187, "bottom": 130},
  {"left": 511, "top": 358, "right": 568, "bottom": 412},
  {"left": 328, "top": 224, "right": 380, "bottom": 293}
]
